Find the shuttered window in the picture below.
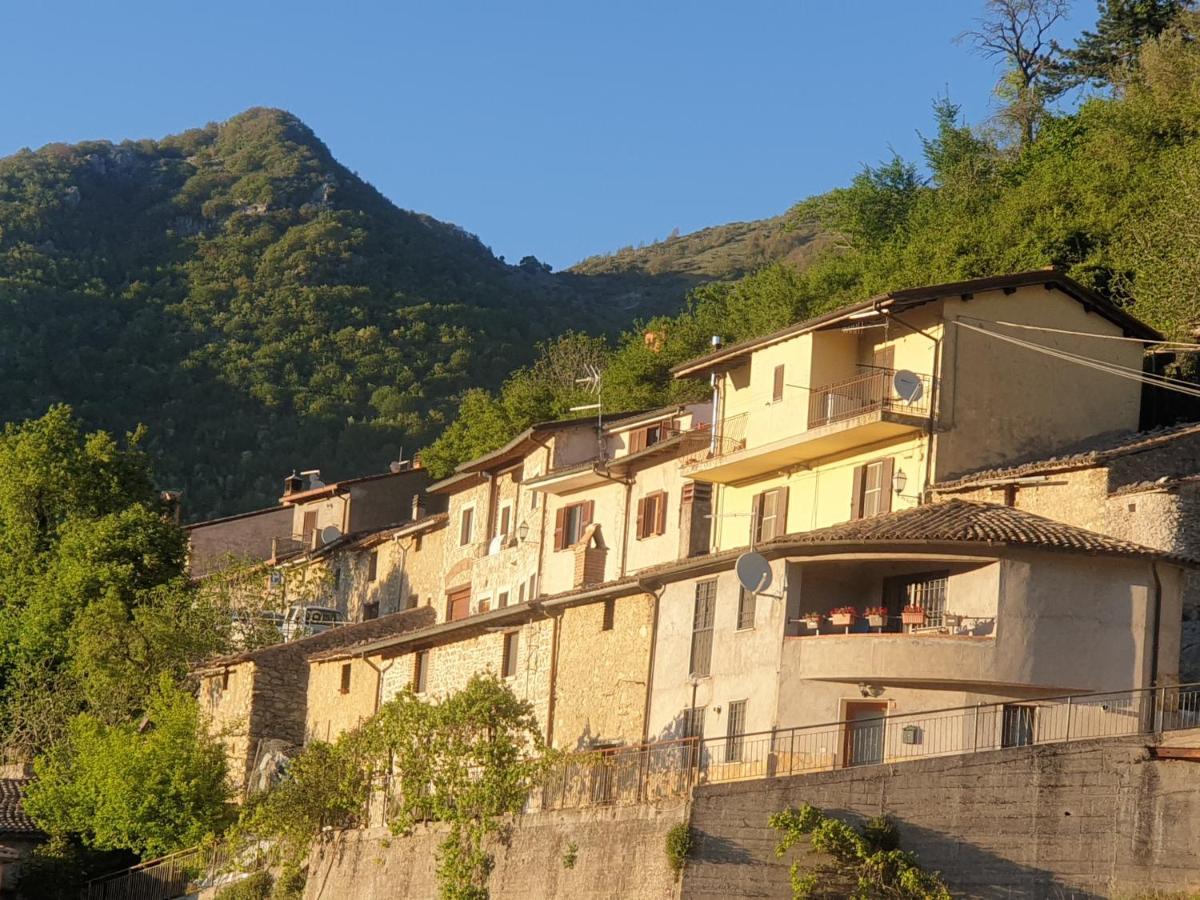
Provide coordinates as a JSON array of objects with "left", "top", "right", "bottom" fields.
[
  {"left": 340, "top": 663, "right": 352, "bottom": 695},
  {"left": 751, "top": 487, "right": 789, "bottom": 544},
  {"left": 498, "top": 504, "right": 512, "bottom": 539},
  {"left": 689, "top": 580, "right": 717, "bottom": 677},
  {"left": 459, "top": 507, "right": 474, "bottom": 547},
  {"left": 736, "top": 586, "right": 756, "bottom": 630},
  {"left": 601, "top": 598, "right": 615, "bottom": 631},
  {"left": 726, "top": 700, "right": 747, "bottom": 761},
  {"left": 302, "top": 510, "right": 318, "bottom": 542},
  {"left": 850, "top": 457, "right": 894, "bottom": 520},
  {"left": 553, "top": 500, "right": 594, "bottom": 550},
  {"left": 446, "top": 587, "right": 470, "bottom": 622},
  {"left": 772, "top": 364, "right": 785, "bottom": 403},
  {"left": 636, "top": 491, "right": 668, "bottom": 539},
  {"left": 497, "top": 590, "right": 509, "bottom": 609},
  {"left": 366, "top": 550, "right": 378, "bottom": 582},
  {"left": 413, "top": 651, "right": 429, "bottom": 693},
  {"left": 502, "top": 631, "right": 520, "bottom": 678}
]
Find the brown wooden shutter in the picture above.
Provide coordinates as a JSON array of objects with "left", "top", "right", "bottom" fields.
[
  {"left": 750, "top": 492, "right": 763, "bottom": 544},
  {"left": 655, "top": 492, "right": 668, "bottom": 535},
  {"left": 773, "top": 364, "right": 785, "bottom": 403},
  {"left": 874, "top": 345, "right": 895, "bottom": 371},
  {"left": 773, "top": 487, "right": 789, "bottom": 539},
  {"left": 850, "top": 466, "right": 866, "bottom": 520},
  {"left": 554, "top": 507, "right": 567, "bottom": 550},
  {"left": 635, "top": 496, "right": 646, "bottom": 540},
  {"left": 629, "top": 428, "right": 646, "bottom": 454},
  {"left": 581, "top": 500, "right": 594, "bottom": 528},
  {"left": 879, "top": 457, "right": 895, "bottom": 514}
]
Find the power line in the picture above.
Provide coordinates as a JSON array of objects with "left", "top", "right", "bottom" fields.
[
  {"left": 963, "top": 316, "right": 1200, "bottom": 351},
  {"left": 952, "top": 320, "right": 1200, "bottom": 400}
]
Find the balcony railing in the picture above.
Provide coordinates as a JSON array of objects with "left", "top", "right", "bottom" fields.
[{"left": 808, "top": 368, "right": 932, "bottom": 428}]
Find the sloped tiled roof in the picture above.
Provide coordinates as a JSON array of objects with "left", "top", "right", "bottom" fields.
[
  {"left": 768, "top": 499, "right": 1187, "bottom": 562},
  {"left": 0, "top": 780, "right": 39, "bottom": 835},
  {"left": 935, "top": 423, "right": 1200, "bottom": 490}
]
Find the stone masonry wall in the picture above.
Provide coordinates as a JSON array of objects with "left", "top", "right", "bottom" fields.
[
  {"left": 684, "top": 732, "right": 1200, "bottom": 899},
  {"left": 552, "top": 593, "right": 655, "bottom": 750},
  {"left": 304, "top": 803, "right": 687, "bottom": 900}
]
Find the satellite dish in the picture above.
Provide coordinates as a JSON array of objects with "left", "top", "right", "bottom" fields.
[
  {"left": 893, "top": 370, "right": 924, "bottom": 404},
  {"left": 320, "top": 525, "right": 342, "bottom": 546},
  {"left": 736, "top": 552, "right": 773, "bottom": 595}
]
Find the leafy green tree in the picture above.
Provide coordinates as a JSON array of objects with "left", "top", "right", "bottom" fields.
[
  {"left": 1053, "top": 0, "right": 1195, "bottom": 90},
  {"left": 23, "top": 679, "right": 231, "bottom": 859}
]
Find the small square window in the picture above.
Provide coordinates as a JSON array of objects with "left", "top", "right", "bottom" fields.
[
  {"left": 339, "top": 663, "right": 352, "bottom": 695},
  {"left": 502, "top": 631, "right": 519, "bottom": 678}
]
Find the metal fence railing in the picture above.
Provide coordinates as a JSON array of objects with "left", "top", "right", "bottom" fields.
[
  {"left": 537, "top": 682, "right": 1200, "bottom": 811},
  {"left": 84, "top": 843, "right": 231, "bottom": 900},
  {"left": 808, "top": 368, "right": 934, "bottom": 428}
]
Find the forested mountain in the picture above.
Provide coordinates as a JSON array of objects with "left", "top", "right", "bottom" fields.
[{"left": 0, "top": 108, "right": 710, "bottom": 519}]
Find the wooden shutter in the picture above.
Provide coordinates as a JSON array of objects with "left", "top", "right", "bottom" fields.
[
  {"left": 873, "top": 344, "right": 895, "bottom": 372},
  {"left": 750, "top": 492, "right": 763, "bottom": 544},
  {"left": 879, "top": 457, "right": 895, "bottom": 513},
  {"left": 554, "top": 507, "right": 567, "bottom": 551},
  {"left": 635, "top": 496, "right": 647, "bottom": 540},
  {"left": 850, "top": 465, "right": 866, "bottom": 520},
  {"left": 629, "top": 428, "right": 646, "bottom": 454},
  {"left": 581, "top": 500, "right": 594, "bottom": 528},
  {"left": 655, "top": 492, "right": 668, "bottom": 535},
  {"left": 773, "top": 487, "right": 789, "bottom": 539},
  {"left": 773, "top": 364, "right": 785, "bottom": 402}
]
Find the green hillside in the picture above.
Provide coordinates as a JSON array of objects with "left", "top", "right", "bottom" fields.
[{"left": 0, "top": 108, "right": 701, "bottom": 519}]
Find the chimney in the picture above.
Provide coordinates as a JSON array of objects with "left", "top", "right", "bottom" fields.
[
  {"left": 283, "top": 471, "right": 304, "bottom": 496},
  {"left": 411, "top": 493, "right": 425, "bottom": 521},
  {"left": 159, "top": 490, "right": 182, "bottom": 525}
]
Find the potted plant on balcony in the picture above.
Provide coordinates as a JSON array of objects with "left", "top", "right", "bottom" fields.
[
  {"left": 802, "top": 611, "right": 823, "bottom": 632},
  {"left": 829, "top": 606, "right": 858, "bottom": 629},
  {"left": 901, "top": 604, "right": 926, "bottom": 628},
  {"left": 865, "top": 606, "right": 888, "bottom": 629}
]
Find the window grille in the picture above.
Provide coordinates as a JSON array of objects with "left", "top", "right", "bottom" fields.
[{"left": 690, "top": 581, "right": 717, "bottom": 677}]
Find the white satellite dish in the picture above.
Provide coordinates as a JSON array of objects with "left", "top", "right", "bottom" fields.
[
  {"left": 735, "top": 552, "right": 774, "bottom": 595},
  {"left": 893, "top": 369, "right": 924, "bottom": 404},
  {"left": 320, "top": 525, "right": 342, "bottom": 546}
]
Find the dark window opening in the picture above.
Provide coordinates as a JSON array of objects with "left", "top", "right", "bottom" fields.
[{"left": 339, "top": 663, "right": 352, "bottom": 695}]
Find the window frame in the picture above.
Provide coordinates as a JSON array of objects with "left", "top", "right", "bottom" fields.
[
  {"left": 851, "top": 457, "right": 894, "bottom": 520},
  {"left": 366, "top": 549, "right": 378, "bottom": 583},
  {"left": 501, "top": 630, "right": 520, "bottom": 679},
  {"left": 636, "top": 490, "right": 668, "bottom": 540},
  {"left": 689, "top": 580, "right": 717, "bottom": 678},
  {"left": 339, "top": 663, "right": 352, "bottom": 695},
  {"left": 736, "top": 586, "right": 756, "bottom": 631},
  {"left": 601, "top": 597, "right": 615, "bottom": 631},
  {"left": 413, "top": 650, "right": 429, "bottom": 694},
  {"left": 553, "top": 500, "right": 594, "bottom": 550},
  {"left": 752, "top": 486, "right": 789, "bottom": 544},
  {"left": 772, "top": 364, "right": 785, "bottom": 403},
  {"left": 725, "top": 699, "right": 747, "bottom": 762},
  {"left": 459, "top": 505, "right": 475, "bottom": 547}
]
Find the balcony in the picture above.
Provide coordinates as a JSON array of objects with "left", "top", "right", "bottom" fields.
[{"left": 684, "top": 369, "right": 933, "bottom": 484}]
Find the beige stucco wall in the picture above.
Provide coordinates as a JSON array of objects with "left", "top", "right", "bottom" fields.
[
  {"left": 551, "top": 594, "right": 655, "bottom": 750},
  {"left": 935, "top": 286, "right": 1144, "bottom": 480}
]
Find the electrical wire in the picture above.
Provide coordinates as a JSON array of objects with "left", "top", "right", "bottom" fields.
[
  {"left": 963, "top": 316, "right": 1200, "bottom": 351},
  {"left": 953, "top": 320, "right": 1200, "bottom": 400}
]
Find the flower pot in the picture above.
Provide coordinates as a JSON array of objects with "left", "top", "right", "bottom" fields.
[
  {"left": 867, "top": 614, "right": 886, "bottom": 629},
  {"left": 803, "top": 617, "right": 822, "bottom": 632},
  {"left": 830, "top": 612, "right": 856, "bottom": 628},
  {"left": 902, "top": 609, "right": 926, "bottom": 627}
]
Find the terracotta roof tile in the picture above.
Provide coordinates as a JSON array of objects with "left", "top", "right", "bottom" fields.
[{"left": 0, "top": 780, "right": 39, "bottom": 835}]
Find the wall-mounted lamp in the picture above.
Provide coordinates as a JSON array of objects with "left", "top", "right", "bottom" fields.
[{"left": 892, "top": 469, "right": 908, "bottom": 496}]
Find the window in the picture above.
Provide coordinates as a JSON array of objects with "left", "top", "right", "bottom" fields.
[
  {"left": 1001, "top": 705, "right": 1035, "bottom": 748},
  {"left": 689, "top": 580, "right": 717, "bottom": 677},
  {"left": 413, "top": 651, "right": 429, "bottom": 694},
  {"left": 518, "top": 582, "right": 527, "bottom": 604},
  {"left": 636, "top": 491, "right": 668, "bottom": 539},
  {"left": 301, "top": 510, "right": 318, "bottom": 543},
  {"left": 772, "top": 364, "right": 785, "bottom": 403},
  {"left": 886, "top": 571, "right": 949, "bottom": 627},
  {"left": 530, "top": 489, "right": 539, "bottom": 510},
  {"left": 497, "top": 590, "right": 509, "bottom": 609},
  {"left": 628, "top": 422, "right": 666, "bottom": 454},
  {"left": 446, "top": 587, "right": 470, "bottom": 622},
  {"left": 601, "top": 598, "right": 615, "bottom": 631},
  {"left": 502, "top": 631, "right": 519, "bottom": 678},
  {"left": 682, "top": 705, "right": 706, "bottom": 766},
  {"left": 459, "top": 507, "right": 475, "bottom": 547},
  {"left": 478, "top": 596, "right": 491, "bottom": 614},
  {"left": 528, "top": 574, "right": 537, "bottom": 599},
  {"left": 851, "top": 458, "right": 894, "bottom": 520},
  {"left": 363, "top": 601, "right": 379, "bottom": 621},
  {"left": 498, "top": 504, "right": 512, "bottom": 540},
  {"left": 366, "top": 550, "right": 378, "bottom": 582},
  {"left": 553, "top": 501, "right": 593, "bottom": 550},
  {"left": 726, "top": 700, "right": 747, "bottom": 762},
  {"left": 736, "top": 586, "right": 756, "bottom": 630},
  {"left": 339, "top": 663, "right": 351, "bottom": 695},
  {"left": 752, "top": 487, "right": 789, "bottom": 544}
]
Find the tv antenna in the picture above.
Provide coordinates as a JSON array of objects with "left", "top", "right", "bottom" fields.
[{"left": 571, "top": 364, "right": 605, "bottom": 461}]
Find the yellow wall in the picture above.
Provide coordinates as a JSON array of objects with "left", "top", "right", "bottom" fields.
[
  {"left": 711, "top": 435, "right": 926, "bottom": 550},
  {"left": 305, "top": 657, "right": 379, "bottom": 744}
]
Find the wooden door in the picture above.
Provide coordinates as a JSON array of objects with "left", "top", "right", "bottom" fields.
[
  {"left": 843, "top": 702, "right": 888, "bottom": 767},
  {"left": 446, "top": 586, "right": 471, "bottom": 622}
]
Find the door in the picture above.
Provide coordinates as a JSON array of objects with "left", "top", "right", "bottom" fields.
[
  {"left": 843, "top": 702, "right": 888, "bottom": 767},
  {"left": 446, "top": 586, "right": 471, "bottom": 622}
]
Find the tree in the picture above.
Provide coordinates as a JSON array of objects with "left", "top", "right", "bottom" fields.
[
  {"left": 962, "top": 0, "right": 1071, "bottom": 145},
  {"left": 23, "top": 679, "right": 231, "bottom": 859},
  {"left": 1053, "top": 0, "right": 1195, "bottom": 90}
]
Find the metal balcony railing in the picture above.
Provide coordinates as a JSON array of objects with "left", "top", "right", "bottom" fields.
[{"left": 808, "top": 368, "right": 933, "bottom": 428}]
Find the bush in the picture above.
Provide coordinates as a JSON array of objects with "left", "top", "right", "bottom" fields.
[
  {"left": 665, "top": 823, "right": 693, "bottom": 877},
  {"left": 214, "top": 871, "right": 273, "bottom": 900}
]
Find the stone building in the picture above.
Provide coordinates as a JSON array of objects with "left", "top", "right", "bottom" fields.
[
  {"left": 196, "top": 605, "right": 433, "bottom": 796},
  {"left": 184, "top": 505, "right": 294, "bottom": 579},
  {"left": 932, "top": 422, "right": 1200, "bottom": 678},
  {"left": 0, "top": 776, "right": 41, "bottom": 899}
]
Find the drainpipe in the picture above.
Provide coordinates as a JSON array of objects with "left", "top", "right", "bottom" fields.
[
  {"left": 619, "top": 477, "right": 634, "bottom": 578},
  {"left": 1149, "top": 561, "right": 1163, "bottom": 689},
  {"left": 639, "top": 580, "right": 666, "bottom": 743},
  {"left": 545, "top": 610, "right": 563, "bottom": 748},
  {"left": 708, "top": 336, "right": 723, "bottom": 455},
  {"left": 876, "top": 305, "right": 940, "bottom": 502},
  {"left": 360, "top": 654, "right": 394, "bottom": 715}
]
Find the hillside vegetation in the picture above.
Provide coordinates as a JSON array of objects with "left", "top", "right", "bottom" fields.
[
  {"left": 0, "top": 109, "right": 713, "bottom": 519},
  {"left": 422, "top": 5, "right": 1200, "bottom": 476}
]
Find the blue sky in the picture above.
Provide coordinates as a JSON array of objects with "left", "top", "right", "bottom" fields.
[{"left": 1, "top": 1, "right": 1094, "bottom": 269}]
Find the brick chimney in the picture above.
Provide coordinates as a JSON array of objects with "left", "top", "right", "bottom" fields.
[{"left": 573, "top": 523, "right": 608, "bottom": 588}]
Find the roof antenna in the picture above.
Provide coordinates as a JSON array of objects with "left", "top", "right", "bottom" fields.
[{"left": 571, "top": 365, "right": 604, "bottom": 462}]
